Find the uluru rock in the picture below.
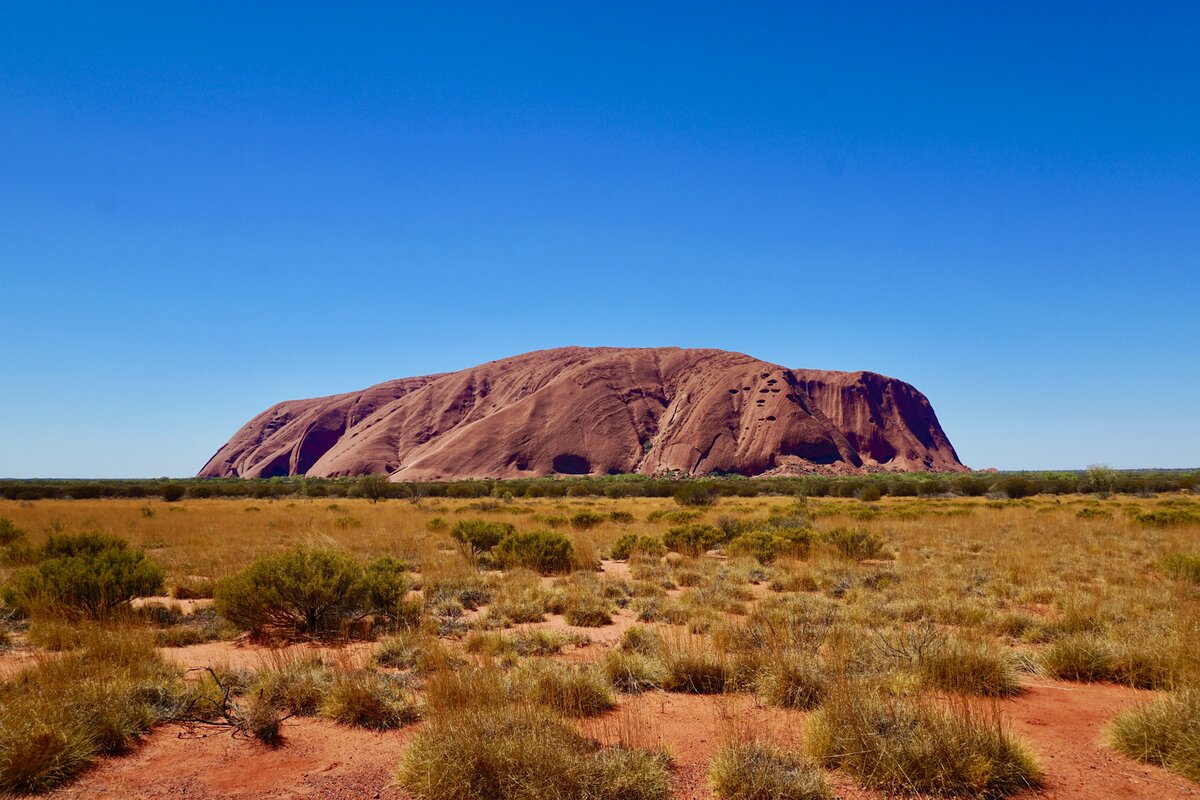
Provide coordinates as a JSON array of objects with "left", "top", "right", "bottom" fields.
[{"left": 199, "top": 347, "right": 965, "bottom": 480}]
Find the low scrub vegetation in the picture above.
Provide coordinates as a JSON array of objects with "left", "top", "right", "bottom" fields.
[
  {"left": 709, "top": 741, "right": 833, "bottom": 800},
  {"left": 807, "top": 683, "right": 1041, "bottom": 798},
  {"left": 1109, "top": 685, "right": 1200, "bottom": 782},
  {"left": 395, "top": 703, "right": 669, "bottom": 800},
  {"left": 320, "top": 672, "right": 421, "bottom": 730},
  {"left": 493, "top": 530, "right": 573, "bottom": 574},
  {"left": 0, "top": 629, "right": 181, "bottom": 793},
  {"left": 213, "top": 547, "right": 408, "bottom": 637},
  {"left": 2, "top": 532, "right": 164, "bottom": 619}
]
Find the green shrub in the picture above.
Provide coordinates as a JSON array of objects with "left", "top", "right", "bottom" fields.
[
  {"left": 807, "top": 683, "right": 1041, "bottom": 797},
  {"left": 494, "top": 530, "right": 573, "bottom": 574},
  {"left": 450, "top": 519, "right": 515, "bottom": 562},
  {"left": 674, "top": 482, "right": 720, "bottom": 507},
  {"left": 1136, "top": 509, "right": 1200, "bottom": 527},
  {"left": 395, "top": 704, "right": 670, "bottom": 800},
  {"left": 609, "top": 534, "right": 665, "bottom": 560},
  {"left": 1162, "top": 553, "right": 1200, "bottom": 583},
  {"left": 727, "top": 531, "right": 794, "bottom": 564},
  {"left": 362, "top": 556, "right": 411, "bottom": 618},
  {"left": 663, "top": 524, "right": 722, "bottom": 557},
  {"left": 2, "top": 533, "right": 165, "bottom": 619},
  {"left": 214, "top": 547, "right": 376, "bottom": 636},
  {"left": 320, "top": 672, "right": 421, "bottom": 730},
  {"left": 709, "top": 741, "right": 832, "bottom": 800},
  {"left": 1109, "top": 685, "right": 1200, "bottom": 782},
  {"left": 609, "top": 510, "right": 635, "bottom": 524},
  {"left": 570, "top": 511, "right": 605, "bottom": 530},
  {"left": 821, "top": 527, "right": 885, "bottom": 560},
  {"left": 160, "top": 483, "right": 186, "bottom": 502},
  {"left": 0, "top": 518, "right": 25, "bottom": 547}
]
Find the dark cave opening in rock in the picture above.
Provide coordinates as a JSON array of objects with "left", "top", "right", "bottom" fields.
[{"left": 552, "top": 453, "right": 591, "bottom": 474}]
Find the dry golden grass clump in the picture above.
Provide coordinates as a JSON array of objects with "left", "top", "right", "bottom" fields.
[
  {"left": 807, "top": 682, "right": 1041, "bottom": 798},
  {"left": 398, "top": 664, "right": 668, "bottom": 800},
  {"left": 249, "top": 655, "right": 335, "bottom": 715},
  {"left": 396, "top": 703, "right": 669, "bottom": 800},
  {"left": 709, "top": 740, "right": 833, "bottom": 800},
  {"left": 1109, "top": 684, "right": 1200, "bottom": 782},
  {"left": 320, "top": 671, "right": 421, "bottom": 730},
  {"left": 509, "top": 658, "right": 615, "bottom": 717},
  {"left": 0, "top": 628, "right": 181, "bottom": 794}
]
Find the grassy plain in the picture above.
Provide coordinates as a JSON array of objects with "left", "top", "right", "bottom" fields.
[{"left": 1, "top": 490, "right": 1198, "bottom": 798}]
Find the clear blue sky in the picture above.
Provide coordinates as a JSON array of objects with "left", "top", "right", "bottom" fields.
[{"left": 2, "top": 2, "right": 1197, "bottom": 477}]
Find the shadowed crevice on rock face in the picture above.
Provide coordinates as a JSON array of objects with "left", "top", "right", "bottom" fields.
[{"left": 198, "top": 346, "right": 965, "bottom": 480}]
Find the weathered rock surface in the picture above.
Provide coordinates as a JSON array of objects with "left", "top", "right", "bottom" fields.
[{"left": 199, "top": 347, "right": 964, "bottom": 480}]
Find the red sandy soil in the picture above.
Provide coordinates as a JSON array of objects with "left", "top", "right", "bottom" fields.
[{"left": 34, "top": 665, "right": 1199, "bottom": 800}]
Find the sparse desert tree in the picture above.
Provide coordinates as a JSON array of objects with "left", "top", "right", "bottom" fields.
[
  {"left": 1087, "top": 464, "right": 1118, "bottom": 498},
  {"left": 357, "top": 473, "right": 393, "bottom": 503}
]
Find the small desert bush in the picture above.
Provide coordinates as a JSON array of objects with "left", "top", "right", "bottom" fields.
[
  {"left": 395, "top": 703, "right": 670, "bottom": 800},
  {"left": 557, "top": 577, "right": 613, "bottom": 627},
  {"left": 511, "top": 659, "right": 615, "bottom": 717},
  {"left": 919, "top": 637, "right": 1021, "bottom": 697},
  {"left": 1135, "top": 508, "right": 1200, "bottom": 527},
  {"left": 709, "top": 741, "right": 832, "bottom": 800},
  {"left": 620, "top": 625, "right": 663, "bottom": 656},
  {"left": 1109, "top": 685, "right": 1200, "bottom": 782},
  {"left": 661, "top": 637, "right": 729, "bottom": 694},
  {"left": 450, "top": 519, "right": 514, "bottom": 562},
  {"left": 570, "top": 511, "right": 605, "bottom": 530},
  {"left": 375, "top": 630, "right": 454, "bottom": 674},
  {"left": 1162, "top": 552, "right": 1200, "bottom": 583},
  {"left": 675, "top": 482, "right": 720, "bottom": 507},
  {"left": 240, "top": 694, "right": 284, "bottom": 745},
  {"left": 2, "top": 532, "right": 165, "bottom": 619},
  {"left": 485, "top": 569, "right": 552, "bottom": 624},
  {"left": 663, "top": 524, "right": 723, "bottom": 557},
  {"left": 604, "top": 649, "right": 667, "bottom": 693},
  {"left": 250, "top": 656, "right": 334, "bottom": 715},
  {"left": 807, "top": 683, "right": 1041, "bottom": 797},
  {"left": 214, "top": 547, "right": 407, "bottom": 636},
  {"left": 821, "top": 527, "right": 885, "bottom": 560},
  {"left": 755, "top": 655, "right": 826, "bottom": 710},
  {"left": 609, "top": 533, "right": 665, "bottom": 560},
  {"left": 1039, "top": 633, "right": 1173, "bottom": 689},
  {"left": 423, "top": 568, "right": 494, "bottom": 611},
  {"left": 320, "top": 672, "right": 421, "bottom": 730},
  {"left": 494, "top": 530, "right": 573, "bottom": 574},
  {"left": 0, "top": 518, "right": 25, "bottom": 547},
  {"left": 0, "top": 629, "right": 181, "bottom": 794}
]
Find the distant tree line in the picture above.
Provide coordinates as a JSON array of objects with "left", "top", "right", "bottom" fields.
[{"left": 0, "top": 468, "right": 1196, "bottom": 502}]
